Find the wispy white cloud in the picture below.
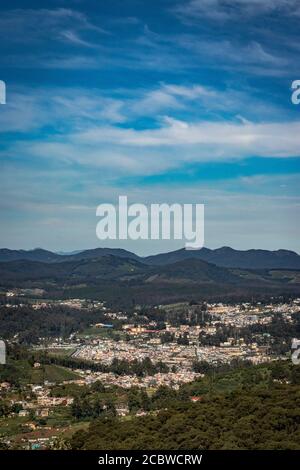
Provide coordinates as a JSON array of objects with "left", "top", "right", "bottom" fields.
[
  {"left": 59, "top": 30, "right": 103, "bottom": 48},
  {"left": 75, "top": 117, "right": 300, "bottom": 160},
  {"left": 0, "top": 8, "right": 108, "bottom": 44},
  {"left": 1, "top": 82, "right": 299, "bottom": 182},
  {"left": 174, "top": 35, "right": 290, "bottom": 76},
  {"left": 3, "top": 114, "right": 300, "bottom": 186},
  {"left": 0, "top": 81, "right": 289, "bottom": 134},
  {"left": 173, "top": 0, "right": 300, "bottom": 22},
  {"left": 0, "top": 87, "right": 126, "bottom": 132},
  {"left": 0, "top": 8, "right": 295, "bottom": 78}
]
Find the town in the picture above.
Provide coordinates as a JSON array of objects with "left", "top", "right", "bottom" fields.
[{"left": 1, "top": 291, "right": 299, "bottom": 449}]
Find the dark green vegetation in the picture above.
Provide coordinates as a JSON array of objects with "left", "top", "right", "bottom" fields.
[
  {"left": 0, "top": 247, "right": 140, "bottom": 264},
  {"left": 71, "top": 361, "right": 300, "bottom": 450},
  {"left": 197, "top": 312, "right": 300, "bottom": 355},
  {"left": 38, "top": 354, "right": 169, "bottom": 377},
  {"left": 72, "top": 386, "right": 300, "bottom": 450},
  {"left": 1, "top": 246, "right": 300, "bottom": 269},
  {"left": 1, "top": 253, "right": 300, "bottom": 307},
  {"left": 0, "top": 296, "right": 298, "bottom": 351},
  {"left": 1, "top": 345, "right": 300, "bottom": 450},
  {"left": 0, "top": 346, "right": 79, "bottom": 387},
  {"left": 145, "top": 246, "right": 300, "bottom": 269},
  {"left": 0, "top": 345, "right": 168, "bottom": 384},
  {"left": 0, "top": 304, "right": 113, "bottom": 344}
]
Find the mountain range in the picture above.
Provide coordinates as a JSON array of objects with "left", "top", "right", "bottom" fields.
[
  {"left": 0, "top": 246, "right": 300, "bottom": 269},
  {"left": 1, "top": 246, "right": 300, "bottom": 306}
]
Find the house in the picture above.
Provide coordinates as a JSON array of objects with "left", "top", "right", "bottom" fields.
[
  {"left": 136, "top": 411, "right": 147, "bottom": 417},
  {"left": 116, "top": 405, "right": 129, "bottom": 416},
  {"left": 0, "top": 382, "right": 11, "bottom": 390},
  {"left": 190, "top": 396, "right": 202, "bottom": 403},
  {"left": 35, "top": 409, "right": 49, "bottom": 417}
]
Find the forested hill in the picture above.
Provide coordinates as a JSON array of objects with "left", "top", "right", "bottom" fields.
[
  {"left": 1, "top": 246, "right": 300, "bottom": 269},
  {"left": 1, "top": 255, "right": 300, "bottom": 306},
  {"left": 70, "top": 361, "right": 300, "bottom": 450}
]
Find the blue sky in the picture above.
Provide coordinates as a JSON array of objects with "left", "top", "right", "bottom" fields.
[{"left": 0, "top": 0, "right": 300, "bottom": 255}]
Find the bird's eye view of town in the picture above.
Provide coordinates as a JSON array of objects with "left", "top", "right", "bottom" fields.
[
  {"left": 1, "top": 0, "right": 300, "bottom": 466},
  {"left": 1, "top": 248, "right": 300, "bottom": 456}
]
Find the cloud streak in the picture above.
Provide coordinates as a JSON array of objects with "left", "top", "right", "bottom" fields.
[
  {"left": 0, "top": 2, "right": 299, "bottom": 252},
  {"left": 76, "top": 118, "right": 300, "bottom": 159},
  {"left": 0, "top": 8, "right": 107, "bottom": 43},
  {"left": 173, "top": 0, "right": 300, "bottom": 22}
]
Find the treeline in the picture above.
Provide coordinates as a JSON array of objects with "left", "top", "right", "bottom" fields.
[
  {"left": 71, "top": 395, "right": 117, "bottom": 420},
  {"left": 198, "top": 313, "right": 300, "bottom": 354},
  {"left": 192, "top": 358, "right": 253, "bottom": 374},
  {"left": 70, "top": 383, "right": 300, "bottom": 450},
  {"left": 187, "top": 360, "right": 300, "bottom": 397},
  {"left": 37, "top": 353, "right": 169, "bottom": 377},
  {"left": 0, "top": 345, "right": 34, "bottom": 386},
  {"left": 69, "top": 384, "right": 175, "bottom": 419},
  {"left": 0, "top": 304, "right": 115, "bottom": 344},
  {"left": 52, "top": 379, "right": 188, "bottom": 420},
  {"left": 66, "top": 360, "right": 300, "bottom": 449}
]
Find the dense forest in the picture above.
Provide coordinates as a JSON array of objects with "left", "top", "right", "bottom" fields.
[
  {"left": 38, "top": 353, "right": 169, "bottom": 377},
  {"left": 1, "top": 345, "right": 300, "bottom": 450},
  {"left": 198, "top": 312, "right": 300, "bottom": 354},
  {"left": 71, "top": 386, "right": 300, "bottom": 450},
  {"left": 0, "top": 304, "right": 114, "bottom": 344},
  {"left": 1, "top": 254, "right": 300, "bottom": 307}
]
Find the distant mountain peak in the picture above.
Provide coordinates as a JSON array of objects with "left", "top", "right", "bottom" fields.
[{"left": 0, "top": 246, "right": 299, "bottom": 270}]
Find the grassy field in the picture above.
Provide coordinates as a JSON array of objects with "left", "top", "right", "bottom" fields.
[
  {"left": 0, "top": 416, "right": 28, "bottom": 437},
  {"left": 78, "top": 326, "right": 126, "bottom": 340},
  {"left": 62, "top": 421, "right": 90, "bottom": 438},
  {"left": 47, "top": 348, "right": 76, "bottom": 357},
  {"left": 183, "top": 363, "right": 274, "bottom": 396},
  {"left": 30, "top": 365, "right": 80, "bottom": 384}
]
